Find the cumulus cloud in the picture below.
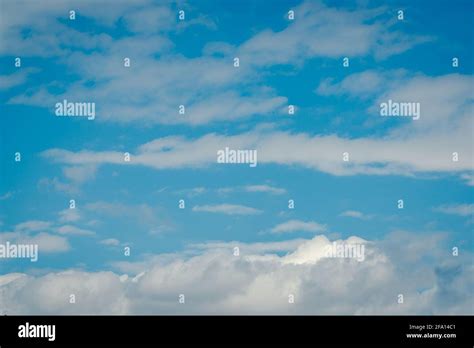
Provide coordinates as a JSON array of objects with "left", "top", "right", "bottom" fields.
[
  {"left": 0, "top": 232, "right": 471, "bottom": 314},
  {"left": 281, "top": 235, "right": 367, "bottom": 265},
  {"left": 0, "top": 271, "right": 129, "bottom": 315}
]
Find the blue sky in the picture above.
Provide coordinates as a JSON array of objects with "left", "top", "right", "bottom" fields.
[{"left": 0, "top": 0, "right": 473, "bottom": 314}]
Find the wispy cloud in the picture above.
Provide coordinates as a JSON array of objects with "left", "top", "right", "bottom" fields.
[
  {"left": 3, "top": 1, "right": 430, "bottom": 126},
  {"left": 0, "top": 191, "right": 13, "bottom": 200},
  {"left": 434, "top": 204, "right": 474, "bottom": 217},
  {"left": 244, "top": 185, "right": 286, "bottom": 195},
  {"left": 461, "top": 174, "right": 474, "bottom": 186},
  {"left": 192, "top": 204, "right": 262, "bottom": 215},
  {"left": 58, "top": 208, "right": 81, "bottom": 223},
  {"left": 175, "top": 187, "right": 207, "bottom": 197},
  {"left": 217, "top": 184, "right": 286, "bottom": 195},
  {"left": 56, "top": 225, "right": 95, "bottom": 236},
  {"left": 99, "top": 238, "right": 121, "bottom": 246},
  {"left": 340, "top": 210, "right": 373, "bottom": 220},
  {"left": 40, "top": 72, "right": 473, "bottom": 184},
  {"left": 15, "top": 220, "right": 52, "bottom": 232},
  {"left": 0, "top": 231, "right": 70, "bottom": 253},
  {"left": 270, "top": 219, "right": 327, "bottom": 234}
]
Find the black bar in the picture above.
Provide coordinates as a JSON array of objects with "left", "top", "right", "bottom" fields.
[{"left": 0, "top": 315, "right": 472, "bottom": 346}]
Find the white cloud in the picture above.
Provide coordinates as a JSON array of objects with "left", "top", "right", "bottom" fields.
[
  {"left": 340, "top": 210, "right": 373, "bottom": 220},
  {"left": 192, "top": 204, "right": 262, "bottom": 215},
  {"left": 237, "top": 2, "right": 430, "bottom": 66},
  {"left": 37, "top": 177, "right": 77, "bottom": 194},
  {"left": 41, "top": 123, "right": 472, "bottom": 176},
  {"left": 188, "top": 239, "right": 307, "bottom": 254},
  {"left": 41, "top": 74, "right": 473, "bottom": 183},
  {"left": 0, "top": 232, "right": 471, "bottom": 314},
  {"left": 175, "top": 187, "right": 206, "bottom": 197},
  {"left": 281, "top": 235, "right": 368, "bottom": 265},
  {"left": 122, "top": 5, "right": 174, "bottom": 34},
  {"left": 58, "top": 208, "right": 81, "bottom": 223},
  {"left": 270, "top": 220, "right": 327, "bottom": 234},
  {"left": 0, "top": 68, "right": 38, "bottom": 90},
  {"left": 0, "top": 271, "right": 129, "bottom": 314},
  {"left": 56, "top": 225, "right": 95, "bottom": 236},
  {"left": 84, "top": 201, "right": 173, "bottom": 234},
  {"left": 62, "top": 165, "right": 97, "bottom": 184},
  {"left": 26, "top": 233, "right": 70, "bottom": 252},
  {"left": 434, "top": 204, "right": 474, "bottom": 217},
  {"left": 85, "top": 201, "right": 157, "bottom": 223},
  {"left": 0, "top": 231, "right": 70, "bottom": 253},
  {"left": 316, "top": 69, "right": 407, "bottom": 99},
  {"left": 3, "top": 1, "right": 429, "bottom": 126},
  {"left": 244, "top": 185, "right": 286, "bottom": 195},
  {"left": 100, "top": 238, "right": 121, "bottom": 246},
  {"left": 15, "top": 220, "right": 51, "bottom": 232},
  {"left": 217, "top": 184, "right": 286, "bottom": 195}
]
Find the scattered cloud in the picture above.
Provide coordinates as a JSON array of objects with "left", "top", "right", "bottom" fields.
[
  {"left": 40, "top": 73, "right": 473, "bottom": 183},
  {"left": 3, "top": 1, "right": 430, "bottom": 126}
]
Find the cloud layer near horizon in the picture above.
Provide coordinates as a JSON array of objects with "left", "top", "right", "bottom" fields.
[{"left": 0, "top": 231, "right": 471, "bottom": 315}]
